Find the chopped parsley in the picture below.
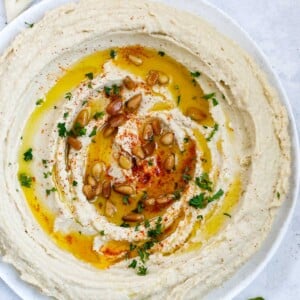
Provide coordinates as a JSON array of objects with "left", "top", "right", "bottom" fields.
[
  {"left": 189, "top": 189, "right": 224, "bottom": 209},
  {"left": 25, "top": 22, "right": 34, "bottom": 28},
  {"left": 129, "top": 243, "right": 137, "bottom": 251},
  {"left": 63, "top": 112, "right": 69, "bottom": 119},
  {"left": 112, "top": 84, "right": 120, "bottom": 95},
  {"left": 206, "top": 123, "right": 219, "bottom": 142},
  {"left": 137, "top": 265, "right": 147, "bottom": 276},
  {"left": 144, "top": 219, "right": 150, "bottom": 228},
  {"left": 190, "top": 71, "right": 201, "bottom": 77},
  {"left": 110, "top": 49, "right": 117, "bottom": 59},
  {"left": 177, "top": 95, "right": 181, "bottom": 105},
  {"left": 57, "top": 122, "right": 67, "bottom": 137},
  {"left": 128, "top": 259, "right": 137, "bottom": 269},
  {"left": 182, "top": 173, "right": 192, "bottom": 183},
  {"left": 72, "top": 180, "right": 78, "bottom": 186},
  {"left": 197, "top": 215, "right": 203, "bottom": 220},
  {"left": 277, "top": 191, "right": 281, "bottom": 199},
  {"left": 202, "top": 92, "right": 215, "bottom": 100},
  {"left": 65, "top": 92, "right": 72, "bottom": 100},
  {"left": 158, "top": 51, "right": 165, "bottom": 56},
  {"left": 104, "top": 86, "right": 111, "bottom": 96},
  {"left": 46, "top": 187, "right": 57, "bottom": 196},
  {"left": 195, "top": 173, "right": 213, "bottom": 191},
  {"left": 147, "top": 159, "right": 154, "bottom": 166},
  {"left": 248, "top": 298, "right": 264, "bottom": 300},
  {"left": 183, "top": 137, "right": 189, "bottom": 143},
  {"left": 189, "top": 193, "right": 206, "bottom": 209},
  {"left": 173, "top": 189, "right": 181, "bottom": 200},
  {"left": 223, "top": 212, "right": 232, "bottom": 218},
  {"left": 43, "top": 172, "right": 52, "bottom": 179},
  {"left": 122, "top": 195, "right": 130, "bottom": 205},
  {"left": 73, "top": 122, "right": 86, "bottom": 137},
  {"left": 147, "top": 216, "right": 163, "bottom": 239},
  {"left": 99, "top": 230, "right": 105, "bottom": 236},
  {"left": 120, "top": 222, "right": 130, "bottom": 228},
  {"left": 212, "top": 97, "right": 219, "bottom": 106},
  {"left": 23, "top": 148, "right": 33, "bottom": 161},
  {"left": 35, "top": 99, "right": 44, "bottom": 105},
  {"left": 19, "top": 173, "right": 32, "bottom": 188},
  {"left": 89, "top": 126, "right": 97, "bottom": 137},
  {"left": 85, "top": 72, "right": 94, "bottom": 80},
  {"left": 93, "top": 111, "right": 105, "bottom": 120}
]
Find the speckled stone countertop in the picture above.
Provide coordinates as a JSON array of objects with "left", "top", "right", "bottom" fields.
[{"left": 0, "top": 0, "right": 299, "bottom": 299}]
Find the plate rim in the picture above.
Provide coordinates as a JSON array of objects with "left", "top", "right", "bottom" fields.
[{"left": 0, "top": 0, "right": 299, "bottom": 299}]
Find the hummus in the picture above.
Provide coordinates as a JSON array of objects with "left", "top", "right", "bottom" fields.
[{"left": 0, "top": 0, "right": 290, "bottom": 299}]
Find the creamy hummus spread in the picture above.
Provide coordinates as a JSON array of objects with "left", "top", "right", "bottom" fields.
[{"left": 0, "top": 1, "right": 290, "bottom": 299}]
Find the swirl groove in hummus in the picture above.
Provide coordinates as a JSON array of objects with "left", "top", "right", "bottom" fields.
[{"left": 0, "top": 1, "right": 290, "bottom": 299}]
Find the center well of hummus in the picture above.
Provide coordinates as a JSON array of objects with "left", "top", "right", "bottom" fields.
[{"left": 18, "top": 45, "right": 242, "bottom": 274}]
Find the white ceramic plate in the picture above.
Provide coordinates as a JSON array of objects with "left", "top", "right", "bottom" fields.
[{"left": 0, "top": 0, "right": 299, "bottom": 299}]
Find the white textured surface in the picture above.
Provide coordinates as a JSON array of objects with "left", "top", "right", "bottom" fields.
[{"left": 0, "top": 0, "right": 299, "bottom": 299}]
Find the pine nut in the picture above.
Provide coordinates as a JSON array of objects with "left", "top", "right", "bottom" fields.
[
  {"left": 128, "top": 54, "right": 143, "bottom": 66},
  {"left": 186, "top": 107, "right": 207, "bottom": 121},
  {"left": 102, "top": 180, "right": 111, "bottom": 199},
  {"left": 106, "top": 99, "right": 123, "bottom": 116},
  {"left": 67, "top": 137, "right": 82, "bottom": 150},
  {"left": 114, "top": 184, "right": 135, "bottom": 195},
  {"left": 92, "top": 162, "right": 105, "bottom": 180},
  {"left": 152, "top": 118, "right": 162, "bottom": 135},
  {"left": 143, "top": 123, "right": 154, "bottom": 141},
  {"left": 158, "top": 72, "right": 169, "bottom": 85},
  {"left": 144, "top": 198, "right": 156, "bottom": 206},
  {"left": 142, "top": 141, "right": 156, "bottom": 156},
  {"left": 105, "top": 200, "right": 117, "bottom": 217},
  {"left": 119, "top": 155, "right": 132, "bottom": 170},
  {"left": 132, "top": 145, "right": 145, "bottom": 159},
  {"left": 125, "top": 93, "right": 142, "bottom": 113},
  {"left": 122, "top": 213, "right": 144, "bottom": 222},
  {"left": 103, "top": 124, "right": 117, "bottom": 137},
  {"left": 83, "top": 184, "right": 95, "bottom": 200},
  {"left": 123, "top": 76, "right": 136, "bottom": 90},
  {"left": 164, "top": 153, "right": 175, "bottom": 171},
  {"left": 76, "top": 107, "right": 90, "bottom": 127},
  {"left": 146, "top": 70, "right": 159, "bottom": 86},
  {"left": 108, "top": 113, "right": 126, "bottom": 128},
  {"left": 160, "top": 132, "right": 174, "bottom": 145}
]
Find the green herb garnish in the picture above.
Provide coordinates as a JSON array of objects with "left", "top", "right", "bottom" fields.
[
  {"left": 206, "top": 123, "right": 219, "bottom": 142},
  {"left": 25, "top": 22, "right": 34, "bottom": 28},
  {"left": 89, "top": 126, "right": 97, "bottom": 137},
  {"left": 23, "top": 148, "right": 33, "bottom": 161},
  {"left": 57, "top": 122, "right": 67, "bottom": 137},
  {"left": 35, "top": 99, "right": 43, "bottom": 105},
  {"left": 72, "top": 180, "right": 78, "bottom": 186},
  {"left": 19, "top": 173, "right": 32, "bottom": 188},
  {"left": 85, "top": 72, "right": 94, "bottom": 80},
  {"left": 158, "top": 51, "right": 165, "bottom": 56},
  {"left": 223, "top": 212, "right": 232, "bottom": 218},
  {"left": 65, "top": 92, "right": 72, "bottom": 100},
  {"left": 137, "top": 265, "right": 147, "bottom": 276},
  {"left": 110, "top": 49, "right": 117, "bottom": 59},
  {"left": 190, "top": 71, "right": 201, "bottom": 77},
  {"left": 128, "top": 259, "right": 137, "bottom": 269},
  {"left": 93, "top": 111, "right": 105, "bottom": 120},
  {"left": 63, "top": 112, "right": 69, "bottom": 119},
  {"left": 195, "top": 173, "right": 213, "bottom": 191},
  {"left": 46, "top": 187, "right": 57, "bottom": 196}
]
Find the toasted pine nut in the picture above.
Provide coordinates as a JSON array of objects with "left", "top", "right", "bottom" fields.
[
  {"left": 160, "top": 132, "right": 174, "bottom": 145},
  {"left": 105, "top": 200, "right": 117, "bottom": 217},
  {"left": 92, "top": 162, "right": 105, "bottom": 180},
  {"left": 143, "top": 123, "right": 154, "bottom": 141},
  {"left": 123, "top": 76, "right": 136, "bottom": 90},
  {"left": 119, "top": 155, "right": 132, "bottom": 170},
  {"left": 152, "top": 118, "right": 162, "bottom": 135},
  {"left": 132, "top": 145, "right": 145, "bottom": 159},
  {"left": 106, "top": 99, "right": 123, "bottom": 116},
  {"left": 122, "top": 213, "right": 144, "bottom": 222},
  {"left": 114, "top": 184, "right": 135, "bottom": 195},
  {"left": 158, "top": 72, "right": 169, "bottom": 85},
  {"left": 186, "top": 107, "right": 207, "bottom": 121},
  {"left": 146, "top": 70, "right": 159, "bottom": 86},
  {"left": 102, "top": 180, "right": 111, "bottom": 199},
  {"left": 83, "top": 184, "right": 95, "bottom": 200},
  {"left": 108, "top": 113, "right": 126, "bottom": 128},
  {"left": 103, "top": 124, "right": 117, "bottom": 137},
  {"left": 95, "top": 182, "right": 102, "bottom": 196},
  {"left": 156, "top": 194, "right": 173, "bottom": 205},
  {"left": 128, "top": 54, "right": 143, "bottom": 66},
  {"left": 87, "top": 175, "right": 97, "bottom": 187},
  {"left": 67, "top": 137, "right": 82, "bottom": 150},
  {"left": 125, "top": 93, "right": 142, "bottom": 113},
  {"left": 144, "top": 198, "right": 156, "bottom": 206},
  {"left": 142, "top": 141, "right": 156, "bottom": 156},
  {"left": 76, "top": 107, "right": 90, "bottom": 127},
  {"left": 164, "top": 153, "right": 175, "bottom": 171}
]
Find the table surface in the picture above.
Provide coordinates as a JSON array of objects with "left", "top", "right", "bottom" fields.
[{"left": 0, "top": 0, "right": 299, "bottom": 299}]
